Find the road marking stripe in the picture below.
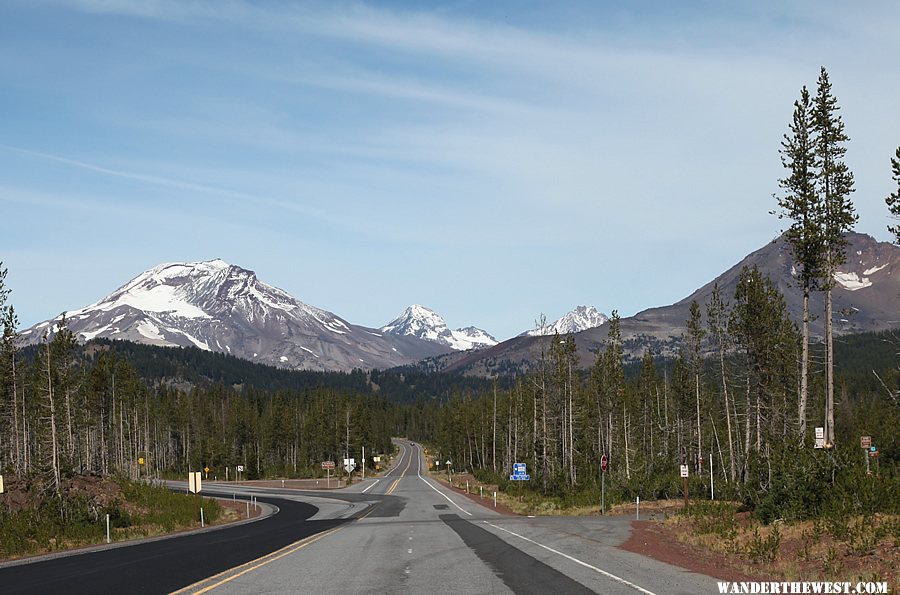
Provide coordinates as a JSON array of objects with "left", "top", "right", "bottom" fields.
[
  {"left": 414, "top": 444, "right": 472, "bottom": 516},
  {"left": 383, "top": 443, "right": 406, "bottom": 477},
  {"left": 482, "top": 521, "right": 656, "bottom": 595},
  {"left": 361, "top": 479, "right": 380, "bottom": 493},
  {"left": 172, "top": 525, "right": 344, "bottom": 594}
]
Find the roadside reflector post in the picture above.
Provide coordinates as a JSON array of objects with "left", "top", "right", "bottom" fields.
[
  {"left": 201, "top": 507, "right": 205, "bottom": 528},
  {"left": 466, "top": 481, "right": 469, "bottom": 494},
  {"left": 480, "top": 486, "right": 483, "bottom": 499},
  {"left": 106, "top": 513, "right": 110, "bottom": 544},
  {"left": 246, "top": 500, "right": 250, "bottom": 519},
  {"left": 493, "top": 491, "right": 497, "bottom": 508},
  {"left": 636, "top": 497, "right": 640, "bottom": 521}
]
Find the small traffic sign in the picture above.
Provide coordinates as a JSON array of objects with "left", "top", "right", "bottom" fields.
[
  {"left": 138, "top": 457, "right": 145, "bottom": 466},
  {"left": 236, "top": 465, "right": 244, "bottom": 472},
  {"left": 510, "top": 462, "right": 530, "bottom": 481},
  {"left": 204, "top": 466, "right": 210, "bottom": 473},
  {"left": 600, "top": 455, "right": 608, "bottom": 472},
  {"left": 815, "top": 427, "right": 824, "bottom": 439},
  {"left": 680, "top": 464, "right": 689, "bottom": 478},
  {"left": 861, "top": 436, "right": 872, "bottom": 449},
  {"left": 321, "top": 460, "right": 335, "bottom": 470}
]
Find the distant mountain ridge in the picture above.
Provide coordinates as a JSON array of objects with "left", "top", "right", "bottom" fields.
[
  {"left": 522, "top": 306, "right": 608, "bottom": 337},
  {"left": 379, "top": 305, "right": 497, "bottom": 351},
  {"left": 423, "top": 232, "right": 900, "bottom": 376},
  {"left": 20, "top": 260, "right": 451, "bottom": 372}
]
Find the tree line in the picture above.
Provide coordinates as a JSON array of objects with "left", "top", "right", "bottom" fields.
[
  {"left": 0, "top": 295, "right": 402, "bottom": 493},
  {"left": 407, "top": 67, "right": 899, "bottom": 516}
]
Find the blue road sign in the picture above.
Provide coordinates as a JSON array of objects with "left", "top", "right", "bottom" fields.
[{"left": 510, "top": 463, "right": 530, "bottom": 481}]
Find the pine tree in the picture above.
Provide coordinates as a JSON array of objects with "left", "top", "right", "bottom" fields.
[
  {"left": 775, "top": 85, "right": 822, "bottom": 441},
  {"left": 685, "top": 300, "right": 705, "bottom": 472},
  {"left": 812, "top": 67, "right": 857, "bottom": 448},
  {"left": 887, "top": 146, "right": 900, "bottom": 244}
]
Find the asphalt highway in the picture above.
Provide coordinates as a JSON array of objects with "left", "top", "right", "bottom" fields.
[{"left": 0, "top": 442, "right": 720, "bottom": 593}]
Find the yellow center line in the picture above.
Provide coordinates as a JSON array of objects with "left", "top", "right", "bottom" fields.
[
  {"left": 179, "top": 443, "right": 417, "bottom": 593},
  {"left": 177, "top": 525, "right": 345, "bottom": 594}
]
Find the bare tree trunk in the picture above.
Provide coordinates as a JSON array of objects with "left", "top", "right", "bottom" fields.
[
  {"left": 719, "top": 348, "right": 736, "bottom": 482},
  {"left": 696, "top": 373, "right": 702, "bottom": 473},
  {"left": 799, "top": 288, "right": 810, "bottom": 439},
  {"left": 623, "top": 402, "right": 631, "bottom": 480},
  {"left": 825, "top": 286, "right": 835, "bottom": 447},
  {"left": 11, "top": 351, "right": 20, "bottom": 473},
  {"left": 492, "top": 384, "right": 497, "bottom": 472},
  {"left": 46, "top": 350, "right": 60, "bottom": 495}
]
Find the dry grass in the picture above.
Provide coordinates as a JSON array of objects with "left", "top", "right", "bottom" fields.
[{"left": 664, "top": 510, "right": 900, "bottom": 585}]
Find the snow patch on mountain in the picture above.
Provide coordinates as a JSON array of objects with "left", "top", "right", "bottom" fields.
[
  {"left": 523, "top": 306, "right": 609, "bottom": 336},
  {"left": 380, "top": 305, "right": 497, "bottom": 351},
  {"left": 19, "top": 260, "right": 451, "bottom": 372}
]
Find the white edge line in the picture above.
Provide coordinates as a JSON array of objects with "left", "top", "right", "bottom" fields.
[
  {"left": 482, "top": 521, "right": 656, "bottom": 595},
  {"left": 361, "top": 479, "right": 380, "bottom": 493},
  {"left": 414, "top": 446, "right": 472, "bottom": 517},
  {"left": 384, "top": 443, "right": 407, "bottom": 478}
]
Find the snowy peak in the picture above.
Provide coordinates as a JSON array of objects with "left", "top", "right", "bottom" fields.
[
  {"left": 20, "top": 260, "right": 451, "bottom": 372},
  {"left": 524, "top": 305, "right": 609, "bottom": 337},
  {"left": 380, "top": 305, "right": 497, "bottom": 351}
]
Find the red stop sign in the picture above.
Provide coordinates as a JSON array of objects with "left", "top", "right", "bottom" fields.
[{"left": 600, "top": 455, "right": 608, "bottom": 472}]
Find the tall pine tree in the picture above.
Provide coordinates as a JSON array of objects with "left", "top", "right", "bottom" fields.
[
  {"left": 775, "top": 85, "right": 821, "bottom": 441},
  {"left": 812, "top": 67, "right": 857, "bottom": 448}
]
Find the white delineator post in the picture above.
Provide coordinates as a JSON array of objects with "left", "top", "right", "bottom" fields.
[
  {"left": 636, "top": 497, "right": 640, "bottom": 521},
  {"left": 201, "top": 507, "right": 205, "bottom": 528},
  {"left": 106, "top": 514, "right": 110, "bottom": 544},
  {"left": 493, "top": 492, "right": 497, "bottom": 508}
]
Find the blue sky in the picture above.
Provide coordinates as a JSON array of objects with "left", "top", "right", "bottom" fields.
[{"left": 2, "top": 0, "right": 898, "bottom": 340}]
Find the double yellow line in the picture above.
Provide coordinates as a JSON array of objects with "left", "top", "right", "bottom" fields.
[{"left": 178, "top": 445, "right": 416, "bottom": 593}]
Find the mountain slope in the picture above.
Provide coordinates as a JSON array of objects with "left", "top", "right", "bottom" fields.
[
  {"left": 380, "top": 305, "right": 497, "bottom": 350},
  {"left": 436, "top": 232, "right": 900, "bottom": 376},
  {"left": 20, "top": 260, "right": 451, "bottom": 372}
]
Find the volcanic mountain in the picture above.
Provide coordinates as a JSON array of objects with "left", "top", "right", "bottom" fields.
[
  {"left": 20, "top": 260, "right": 451, "bottom": 372},
  {"left": 380, "top": 305, "right": 497, "bottom": 350}
]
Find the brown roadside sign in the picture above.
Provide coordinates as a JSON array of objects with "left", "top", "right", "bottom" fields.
[
  {"left": 321, "top": 460, "right": 335, "bottom": 469},
  {"left": 861, "top": 436, "right": 871, "bottom": 449}
]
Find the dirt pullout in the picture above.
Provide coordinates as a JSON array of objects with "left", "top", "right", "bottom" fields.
[{"left": 620, "top": 520, "right": 760, "bottom": 582}]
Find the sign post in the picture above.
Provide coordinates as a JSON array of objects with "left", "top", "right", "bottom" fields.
[
  {"left": 814, "top": 426, "right": 825, "bottom": 449},
  {"left": 237, "top": 465, "right": 244, "bottom": 483},
  {"left": 861, "top": 436, "right": 872, "bottom": 475},
  {"left": 446, "top": 460, "right": 452, "bottom": 484},
  {"left": 680, "top": 464, "right": 689, "bottom": 507},
  {"left": 322, "top": 460, "right": 335, "bottom": 488},
  {"left": 599, "top": 454, "right": 608, "bottom": 516}
]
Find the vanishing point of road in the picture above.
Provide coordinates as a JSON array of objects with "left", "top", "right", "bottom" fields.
[{"left": 0, "top": 441, "right": 718, "bottom": 594}]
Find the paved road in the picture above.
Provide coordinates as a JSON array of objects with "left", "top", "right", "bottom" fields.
[
  {"left": 0, "top": 441, "right": 719, "bottom": 593},
  {"left": 182, "top": 441, "right": 718, "bottom": 594}
]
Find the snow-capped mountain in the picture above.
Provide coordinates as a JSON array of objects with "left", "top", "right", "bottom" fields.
[
  {"left": 20, "top": 260, "right": 450, "bottom": 372},
  {"left": 380, "top": 305, "right": 497, "bottom": 351},
  {"left": 523, "top": 306, "right": 609, "bottom": 337}
]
